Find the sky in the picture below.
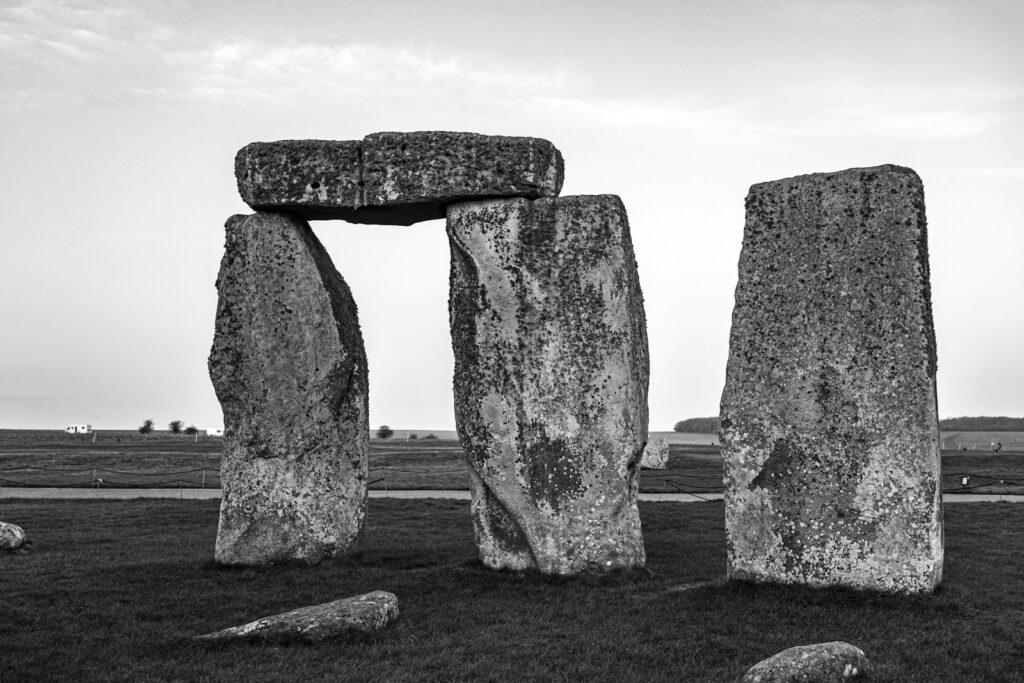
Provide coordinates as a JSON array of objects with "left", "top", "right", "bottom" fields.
[{"left": 1, "top": 0, "right": 1022, "bottom": 431}]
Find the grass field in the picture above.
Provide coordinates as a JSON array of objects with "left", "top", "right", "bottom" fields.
[
  {"left": 2, "top": 430, "right": 1022, "bottom": 495},
  {"left": 2, "top": 498, "right": 1022, "bottom": 681}
]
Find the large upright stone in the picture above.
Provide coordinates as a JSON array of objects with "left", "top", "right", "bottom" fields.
[
  {"left": 209, "top": 211, "right": 369, "bottom": 565},
  {"left": 448, "top": 195, "right": 649, "bottom": 574},
  {"left": 721, "top": 165, "right": 942, "bottom": 593},
  {"left": 235, "top": 132, "right": 564, "bottom": 225}
]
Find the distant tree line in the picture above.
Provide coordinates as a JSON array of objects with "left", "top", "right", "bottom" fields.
[
  {"left": 138, "top": 418, "right": 199, "bottom": 435},
  {"left": 938, "top": 416, "right": 1024, "bottom": 431},
  {"left": 673, "top": 417, "right": 720, "bottom": 433}
]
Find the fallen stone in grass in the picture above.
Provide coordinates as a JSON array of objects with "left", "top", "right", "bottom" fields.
[
  {"left": 209, "top": 211, "right": 369, "bottom": 565},
  {"left": 448, "top": 195, "right": 648, "bottom": 575},
  {"left": 0, "top": 521, "right": 27, "bottom": 551},
  {"left": 640, "top": 438, "right": 668, "bottom": 469},
  {"left": 235, "top": 132, "right": 564, "bottom": 225},
  {"left": 741, "top": 641, "right": 871, "bottom": 682},
  {"left": 195, "top": 591, "right": 398, "bottom": 643},
  {"left": 721, "top": 164, "right": 943, "bottom": 594}
]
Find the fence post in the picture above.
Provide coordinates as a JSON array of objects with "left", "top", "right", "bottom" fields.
[{"left": 202, "top": 468, "right": 206, "bottom": 488}]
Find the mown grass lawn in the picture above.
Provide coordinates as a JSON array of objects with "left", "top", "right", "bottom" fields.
[{"left": 2, "top": 499, "right": 1022, "bottom": 682}]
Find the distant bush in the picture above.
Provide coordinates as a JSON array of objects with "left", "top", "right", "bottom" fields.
[
  {"left": 168, "top": 420, "right": 183, "bottom": 434},
  {"left": 138, "top": 419, "right": 154, "bottom": 435},
  {"left": 422, "top": 433, "right": 438, "bottom": 440},
  {"left": 673, "top": 417, "right": 720, "bottom": 433},
  {"left": 939, "top": 416, "right": 1024, "bottom": 431},
  {"left": 408, "top": 433, "right": 418, "bottom": 440},
  {"left": 184, "top": 425, "right": 199, "bottom": 436},
  {"left": 376, "top": 425, "right": 394, "bottom": 440}
]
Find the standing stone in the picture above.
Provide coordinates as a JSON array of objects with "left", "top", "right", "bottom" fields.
[
  {"left": 641, "top": 438, "right": 669, "bottom": 469},
  {"left": 235, "top": 132, "right": 564, "bottom": 225},
  {"left": 209, "top": 211, "right": 369, "bottom": 565},
  {"left": 448, "top": 195, "right": 649, "bottom": 574},
  {"left": 721, "top": 165, "right": 942, "bottom": 593}
]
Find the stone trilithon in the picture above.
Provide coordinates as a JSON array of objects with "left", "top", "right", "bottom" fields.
[
  {"left": 447, "top": 195, "right": 649, "bottom": 574},
  {"left": 209, "top": 211, "right": 369, "bottom": 565},
  {"left": 720, "top": 165, "right": 943, "bottom": 593}
]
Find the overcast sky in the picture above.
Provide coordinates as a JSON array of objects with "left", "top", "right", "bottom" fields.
[{"left": 1, "top": 0, "right": 1021, "bottom": 430}]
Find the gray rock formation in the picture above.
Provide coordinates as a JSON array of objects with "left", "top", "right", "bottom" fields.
[
  {"left": 641, "top": 438, "right": 669, "bottom": 469},
  {"left": 236, "top": 132, "right": 564, "bottom": 225},
  {"left": 195, "top": 591, "right": 398, "bottom": 642},
  {"left": 741, "top": 642, "right": 871, "bottom": 682},
  {"left": 447, "top": 195, "right": 649, "bottom": 574},
  {"left": 209, "top": 211, "right": 368, "bottom": 565},
  {"left": 0, "top": 522, "right": 26, "bottom": 551},
  {"left": 721, "top": 165, "right": 943, "bottom": 593}
]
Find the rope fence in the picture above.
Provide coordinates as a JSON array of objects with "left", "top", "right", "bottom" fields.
[{"left": 1, "top": 464, "right": 1021, "bottom": 496}]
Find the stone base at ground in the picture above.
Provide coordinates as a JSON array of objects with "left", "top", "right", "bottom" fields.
[
  {"left": 0, "top": 522, "right": 26, "bottom": 551},
  {"left": 448, "top": 195, "right": 649, "bottom": 574},
  {"left": 641, "top": 439, "right": 668, "bottom": 469},
  {"left": 209, "top": 211, "right": 369, "bottom": 565},
  {"left": 741, "top": 642, "right": 871, "bottom": 682},
  {"left": 721, "top": 165, "right": 943, "bottom": 593},
  {"left": 235, "top": 132, "right": 564, "bottom": 224},
  {"left": 196, "top": 591, "right": 398, "bottom": 642}
]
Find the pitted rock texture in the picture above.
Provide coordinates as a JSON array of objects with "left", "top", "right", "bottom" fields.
[
  {"left": 721, "top": 165, "right": 943, "bottom": 593},
  {"left": 0, "top": 521, "right": 27, "bottom": 551},
  {"left": 235, "top": 132, "right": 564, "bottom": 225},
  {"left": 741, "top": 641, "right": 871, "bottom": 682},
  {"left": 448, "top": 195, "right": 649, "bottom": 574},
  {"left": 195, "top": 591, "right": 398, "bottom": 642},
  {"left": 234, "top": 140, "right": 362, "bottom": 221},
  {"left": 209, "top": 211, "right": 368, "bottom": 565},
  {"left": 641, "top": 438, "right": 669, "bottom": 469}
]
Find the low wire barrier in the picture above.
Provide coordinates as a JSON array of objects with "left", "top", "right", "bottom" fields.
[{"left": 1, "top": 464, "right": 1021, "bottom": 496}]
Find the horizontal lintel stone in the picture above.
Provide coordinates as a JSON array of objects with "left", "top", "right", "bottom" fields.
[{"left": 235, "top": 132, "right": 564, "bottom": 225}]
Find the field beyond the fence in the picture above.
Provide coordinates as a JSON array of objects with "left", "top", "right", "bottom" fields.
[
  {"left": 1, "top": 429, "right": 1022, "bottom": 496},
  {"left": 2, "top": 498, "right": 1023, "bottom": 682}
]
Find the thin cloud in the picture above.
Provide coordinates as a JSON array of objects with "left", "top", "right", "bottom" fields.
[
  {"left": 762, "top": 82, "right": 1019, "bottom": 140},
  {"left": 176, "top": 41, "right": 569, "bottom": 104},
  {"left": 966, "top": 166, "right": 1024, "bottom": 180}
]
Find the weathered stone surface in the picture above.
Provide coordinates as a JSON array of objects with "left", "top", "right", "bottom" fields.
[
  {"left": 0, "top": 521, "right": 26, "bottom": 551},
  {"left": 741, "top": 642, "right": 871, "bottom": 682},
  {"left": 640, "top": 438, "right": 669, "bottom": 469},
  {"left": 448, "top": 195, "right": 649, "bottom": 574},
  {"left": 209, "top": 211, "right": 368, "bottom": 565},
  {"left": 195, "top": 591, "right": 398, "bottom": 642},
  {"left": 234, "top": 140, "right": 362, "bottom": 220},
  {"left": 235, "top": 132, "right": 564, "bottom": 225},
  {"left": 721, "top": 165, "right": 943, "bottom": 593}
]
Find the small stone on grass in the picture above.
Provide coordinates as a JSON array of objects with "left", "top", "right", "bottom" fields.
[{"left": 742, "top": 641, "right": 871, "bottom": 682}]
